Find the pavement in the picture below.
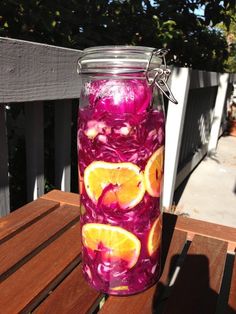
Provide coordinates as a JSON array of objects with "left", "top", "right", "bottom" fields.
[{"left": 174, "top": 135, "right": 236, "bottom": 228}]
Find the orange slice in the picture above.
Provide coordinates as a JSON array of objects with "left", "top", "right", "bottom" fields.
[
  {"left": 82, "top": 223, "right": 141, "bottom": 268},
  {"left": 144, "top": 146, "right": 164, "bottom": 197},
  {"left": 84, "top": 161, "right": 145, "bottom": 209},
  {"left": 147, "top": 216, "right": 162, "bottom": 256}
]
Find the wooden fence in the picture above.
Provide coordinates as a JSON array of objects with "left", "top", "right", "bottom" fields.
[{"left": 0, "top": 37, "right": 235, "bottom": 215}]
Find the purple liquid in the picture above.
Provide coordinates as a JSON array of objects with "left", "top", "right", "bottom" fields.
[{"left": 78, "top": 79, "right": 164, "bottom": 295}]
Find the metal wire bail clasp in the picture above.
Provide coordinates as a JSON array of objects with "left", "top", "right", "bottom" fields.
[{"left": 146, "top": 49, "right": 178, "bottom": 104}]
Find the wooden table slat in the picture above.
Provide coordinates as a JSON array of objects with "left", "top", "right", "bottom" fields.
[
  {"left": 0, "top": 198, "right": 59, "bottom": 243},
  {"left": 0, "top": 204, "right": 80, "bottom": 279},
  {"left": 41, "top": 190, "right": 80, "bottom": 208},
  {"left": 227, "top": 254, "right": 236, "bottom": 312},
  {"left": 164, "top": 234, "right": 228, "bottom": 314},
  {"left": 34, "top": 264, "right": 102, "bottom": 314},
  {"left": 99, "top": 229, "right": 187, "bottom": 314},
  {"left": 0, "top": 223, "right": 81, "bottom": 314},
  {"left": 175, "top": 214, "right": 236, "bottom": 252}
]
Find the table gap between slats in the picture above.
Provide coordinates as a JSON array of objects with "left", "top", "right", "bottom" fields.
[
  {"left": 227, "top": 254, "right": 236, "bottom": 313},
  {"left": 216, "top": 253, "right": 236, "bottom": 314}
]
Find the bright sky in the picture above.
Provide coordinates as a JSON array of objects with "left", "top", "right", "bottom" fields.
[{"left": 194, "top": 6, "right": 205, "bottom": 17}]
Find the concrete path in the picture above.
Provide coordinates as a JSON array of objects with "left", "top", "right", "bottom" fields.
[{"left": 175, "top": 135, "right": 236, "bottom": 228}]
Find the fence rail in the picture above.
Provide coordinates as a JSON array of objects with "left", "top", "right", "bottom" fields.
[
  {"left": 0, "top": 37, "right": 82, "bottom": 103},
  {"left": 0, "top": 37, "right": 235, "bottom": 215}
]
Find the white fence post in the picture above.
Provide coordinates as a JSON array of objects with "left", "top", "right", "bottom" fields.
[
  {"left": 162, "top": 67, "right": 191, "bottom": 210},
  {"left": 208, "top": 73, "right": 230, "bottom": 155},
  {"left": 0, "top": 104, "right": 10, "bottom": 216},
  {"left": 25, "top": 101, "right": 44, "bottom": 201},
  {"left": 55, "top": 100, "right": 72, "bottom": 191}
]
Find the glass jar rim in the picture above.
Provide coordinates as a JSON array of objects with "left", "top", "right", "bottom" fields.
[{"left": 77, "top": 45, "right": 163, "bottom": 75}]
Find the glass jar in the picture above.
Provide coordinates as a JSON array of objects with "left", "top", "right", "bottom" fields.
[{"left": 77, "top": 46, "right": 176, "bottom": 295}]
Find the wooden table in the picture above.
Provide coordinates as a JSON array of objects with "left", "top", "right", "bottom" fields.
[{"left": 0, "top": 190, "right": 235, "bottom": 314}]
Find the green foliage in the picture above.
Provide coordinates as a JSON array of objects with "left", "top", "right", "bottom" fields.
[
  {"left": 216, "top": 9, "right": 236, "bottom": 72},
  {"left": 0, "top": 0, "right": 235, "bottom": 71}
]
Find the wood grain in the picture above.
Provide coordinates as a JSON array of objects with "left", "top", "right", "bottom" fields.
[
  {"left": 99, "top": 229, "right": 187, "bottom": 314},
  {"left": 0, "top": 37, "right": 82, "bottom": 103},
  {"left": 0, "top": 223, "right": 81, "bottom": 314},
  {"left": 227, "top": 254, "right": 236, "bottom": 312},
  {"left": 0, "top": 204, "right": 80, "bottom": 278},
  {"left": 0, "top": 198, "right": 59, "bottom": 243},
  {"left": 41, "top": 190, "right": 80, "bottom": 207},
  {"left": 174, "top": 214, "right": 236, "bottom": 252},
  {"left": 164, "top": 235, "right": 228, "bottom": 314},
  {"left": 34, "top": 264, "right": 102, "bottom": 314}
]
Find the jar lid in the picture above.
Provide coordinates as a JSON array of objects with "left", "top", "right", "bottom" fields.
[
  {"left": 77, "top": 45, "right": 163, "bottom": 75},
  {"left": 77, "top": 45, "right": 178, "bottom": 104}
]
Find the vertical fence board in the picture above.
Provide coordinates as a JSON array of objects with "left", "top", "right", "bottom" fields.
[
  {"left": 208, "top": 73, "right": 230, "bottom": 155},
  {"left": 25, "top": 102, "right": 44, "bottom": 201},
  {"left": 162, "top": 68, "right": 191, "bottom": 210},
  {"left": 0, "top": 105, "right": 10, "bottom": 216},
  {"left": 175, "top": 86, "right": 217, "bottom": 188},
  {"left": 55, "top": 100, "right": 72, "bottom": 192}
]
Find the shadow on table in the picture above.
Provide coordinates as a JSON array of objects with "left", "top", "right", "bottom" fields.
[
  {"left": 160, "top": 213, "right": 178, "bottom": 269},
  {"left": 152, "top": 214, "right": 235, "bottom": 314}
]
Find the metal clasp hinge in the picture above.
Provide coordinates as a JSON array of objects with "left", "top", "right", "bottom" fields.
[{"left": 146, "top": 49, "right": 178, "bottom": 104}]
